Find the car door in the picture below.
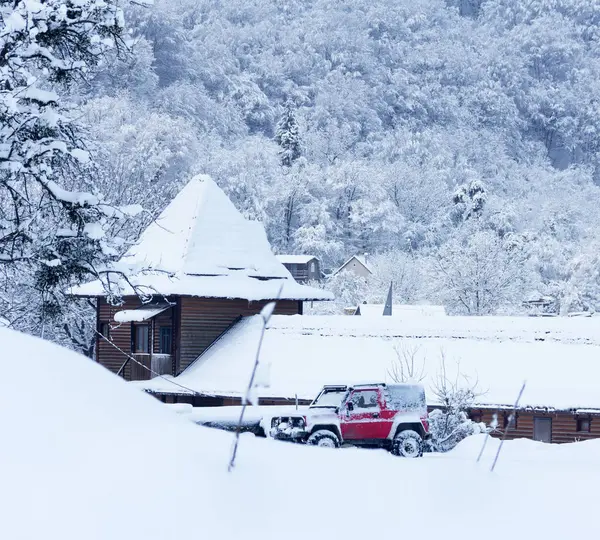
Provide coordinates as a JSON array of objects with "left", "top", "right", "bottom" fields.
[{"left": 340, "top": 389, "right": 387, "bottom": 440}]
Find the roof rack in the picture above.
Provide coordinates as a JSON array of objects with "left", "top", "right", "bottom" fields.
[{"left": 351, "top": 383, "right": 386, "bottom": 388}]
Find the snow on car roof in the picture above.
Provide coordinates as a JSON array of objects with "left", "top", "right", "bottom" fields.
[{"left": 137, "top": 314, "right": 600, "bottom": 411}]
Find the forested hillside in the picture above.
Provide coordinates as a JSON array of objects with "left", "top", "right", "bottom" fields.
[{"left": 3, "top": 0, "right": 600, "bottom": 349}]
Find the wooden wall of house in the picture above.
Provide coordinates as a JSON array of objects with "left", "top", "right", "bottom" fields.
[
  {"left": 282, "top": 260, "right": 321, "bottom": 283},
  {"left": 97, "top": 296, "right": 143, "bottom": 379},
  {"left": 177, "top": 297, "right": 300, "bottom": 373},
  {"left": 472, "top": 408, "right": 600, "bottom": 443},
  {"left": 97, "top": 297, "right": 177, "bottom": 380}
]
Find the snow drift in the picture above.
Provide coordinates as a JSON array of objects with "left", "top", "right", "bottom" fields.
[{"left": 1, "top": 327, "right": 599, "bottom": 540}]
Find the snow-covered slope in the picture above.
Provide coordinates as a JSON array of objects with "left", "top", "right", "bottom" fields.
[{"left": 2, "top": 327, "right": 599, "bottom": 540}]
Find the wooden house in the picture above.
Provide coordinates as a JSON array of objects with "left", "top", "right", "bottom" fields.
[
  {"left": 72, "top": 175, "right": 332, "bottom": 382},
  {"left": 276, "top": 255, "right": 321, "bottom": 283}
]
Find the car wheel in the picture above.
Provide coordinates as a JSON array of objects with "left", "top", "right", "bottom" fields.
[
  {"left": 307, "top": 430, "right": 340, "bottom": 448},
  {"left": 392, "top": 430, "right": 423, "bottom": 458}
]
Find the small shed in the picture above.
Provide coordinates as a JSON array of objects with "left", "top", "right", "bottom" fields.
[
  {"left": 276, "top": 255, "right": 321, "bottom": 283},
  {"left": 522, "top": 293, "right": 557, "bottom": 316}
]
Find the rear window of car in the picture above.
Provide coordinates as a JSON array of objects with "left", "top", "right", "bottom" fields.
[{"left": 384, "top": 385, "right": 426, "bottom": 411}]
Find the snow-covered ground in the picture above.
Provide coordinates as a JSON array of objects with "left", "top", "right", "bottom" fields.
[
  {"left": 2, "top": 326, "right": 599, "bottom": 540},
  {"left": 140, "top": 314, "right": 600, "bottom": 411}
]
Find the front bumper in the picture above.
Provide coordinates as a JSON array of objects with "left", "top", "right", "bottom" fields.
[
  {"left": 271, "top": 428, "right": 309, "bottom": 441},
  {"left": 269, "top": 416, "right": 309, "bottom": 441}
]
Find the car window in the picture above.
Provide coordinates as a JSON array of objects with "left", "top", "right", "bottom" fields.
[{"left": 350, "top": 390, "right": 379, "bottom": 410}]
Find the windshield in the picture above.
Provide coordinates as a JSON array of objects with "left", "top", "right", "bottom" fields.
[{"left": 311, "top": 389, "right": 347, "bottom": 407}]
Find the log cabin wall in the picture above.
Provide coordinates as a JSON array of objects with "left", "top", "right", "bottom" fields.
[
  {"left": 97, "top": 297, "right": 177, "bottom": 380},
  {"left": 471, "top": 408, "right": 600, "bottom": 443},
  {"left": 97, "top": 296, "right": 143, "bottom": 379},
  {"left": 177, "top": 297, "right": 300, "bottom": 373}
]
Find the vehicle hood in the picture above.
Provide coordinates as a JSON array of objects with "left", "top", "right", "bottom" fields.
[{"left": 305, "top": 409, "right": 340, "bottom": 424}]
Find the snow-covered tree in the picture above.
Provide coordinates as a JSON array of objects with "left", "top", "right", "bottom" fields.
[
  {"left": 274, "top": 102, "right": 302, "bottom": 167},
  {"left": 433, "top": 229, "right": 531, "bottom": 315},
  {"left": 0, "top": 1, "right": 140, "bottom": 292},
  {"left": 8, "top": 0, "right": 600, "bottom": 346},
  {"left": 452, "top": 180, "right": 487, "bottom": 224},
  {"left": 0, "top": 1, "right": 151, "bottom": 345},
  {"left": 427, "top": 354, "right": 488, "bottom": 452}
]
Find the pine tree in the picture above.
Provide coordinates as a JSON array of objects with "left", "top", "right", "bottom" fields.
[
  {"left": 0, "top": 1, "right": 139, "bottom": 305},
  {"left": 274, "top": 102, "right": 301, "bottom": 167}
]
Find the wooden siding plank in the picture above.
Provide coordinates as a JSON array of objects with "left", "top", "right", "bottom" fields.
[{"left": 178, "top": 297, "right": 300, "bottom": 373}]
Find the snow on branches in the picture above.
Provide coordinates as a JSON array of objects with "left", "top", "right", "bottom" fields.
[{"left": 0, "top": 1, "right": 138, "bottom": 295}]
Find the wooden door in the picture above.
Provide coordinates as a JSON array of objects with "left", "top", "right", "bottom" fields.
[{"left": 533, "top": 417, "right": 552, "bottom": 443}]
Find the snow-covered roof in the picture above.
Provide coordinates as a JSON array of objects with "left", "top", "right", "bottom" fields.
[
  {"left": 276, "top": 255, "right": 317, "bottom": 265},
  {"left": 137, "top": 314, "right": 600, "bottom": 411},
  {"left": 114, "top": 305, "right": 171, "bottom": 323},
  {"left": 73, "top": 272, "right": 331, "bottom": 301},
  {"left": 71, "top": 175, "right": 332, "bottom": 301},
  {"left": 122, "top": 175, "right": 287, "bottom": 278},
  {"left": 335, "top": 254, "right": 372, "bottom": 274},
  {"left": 356, "top": 303, "right": 447, "bottom": 317}
]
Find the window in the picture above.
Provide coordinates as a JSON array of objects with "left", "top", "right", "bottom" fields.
[
  {"left": 350, "top": 390, "right": 379, "bottom": 410},
  {"left": 99, "top": 322, "right": 110, "bottom": 339},
  {"left": 504, "top": 412, "right": 517, "bottom": 430},
  {"left": 310, "top": 261, "right": 316, "bottom": 273},
  {"left": 133, "top": 324, "right": 149, "bottom": 354},
  {"left": 533, "top": 417, "right": 552, "bottom": 443},
  {"left": 159, "top": 327, "right": 172, "bottom": 354},
  {"left": 576, "top": 417, "right": 591, "bottom": 433}
]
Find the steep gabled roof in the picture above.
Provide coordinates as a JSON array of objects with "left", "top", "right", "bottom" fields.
[
  {"left": 335, "top": 254, "right": 373, "bottom": 275},
  {"left": 71, "top": 175, "right": 332, "bottom": 301}
]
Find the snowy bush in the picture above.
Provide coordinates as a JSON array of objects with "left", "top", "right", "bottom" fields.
[
  {"left": 426, "top": 354, "right": 489, "bottom": 452},
  {"left": 388, "top": 346, "right": 489, "bottom": 452},
  {"left": 426, "top": 409, "right": 487, "bottom": 454}
]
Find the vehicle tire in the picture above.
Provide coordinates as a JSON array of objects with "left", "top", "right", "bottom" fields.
[
  {"left": 307, "top": 430, "right": 340, "bottom": 449},
  {"left": 392, "top": 430, "right": 423, "bottom": 458}
]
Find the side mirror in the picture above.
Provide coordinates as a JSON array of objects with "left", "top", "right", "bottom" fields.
[{"left": 346, "top": 402, "right": 354, "bottom": 412}]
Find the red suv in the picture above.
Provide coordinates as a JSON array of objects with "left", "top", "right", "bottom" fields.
[{"left": 269, "top": 383, "right": 429, "bottom": 457}]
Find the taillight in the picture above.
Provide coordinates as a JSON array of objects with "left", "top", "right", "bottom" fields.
[{"left": 421, "top": 417, "right": 429, "bottom": 433}]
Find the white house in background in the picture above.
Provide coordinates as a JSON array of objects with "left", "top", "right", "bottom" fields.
[
  {"left": 354, "top": 303, "right": 447, "bottom": 317},
  {"left": 334, "top": 254, "right": 372, "bottom": 278},
  {"left": 276, "top": 255, "right": 321, "bottom": 283}
]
